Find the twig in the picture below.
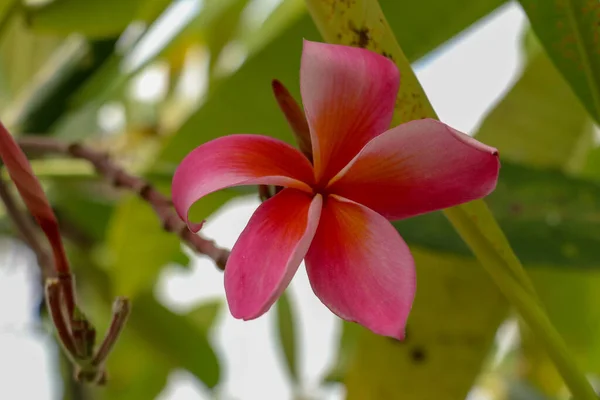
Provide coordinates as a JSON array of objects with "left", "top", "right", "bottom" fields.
[
  {"left": 0, "top": 173, "right": 54, "bottom": 278},
  {"left": 17, "top": 137, "right": 230, "bottom": 270}
]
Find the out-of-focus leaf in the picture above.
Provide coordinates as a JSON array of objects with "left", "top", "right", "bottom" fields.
[
  {"left": 517, "top": 0, "right": 600, "bottom": 124},
  {"left": 473, "top": 30, "right": 600, "bottom": 397},
  {"left": 157, "top": 7, "right": 313, "bottom": 165},
  {"left": 395, "top": 161, "right": 600, "bottom": 268},
  {"left": 0, "top": 14, "right": 63, "bottom": 101},
  {"left": 127, "top": 293, "right": 221, "bottom": 388},
  {"left": 98, "top": 298, "right": 222, "bottom": 398},
  {"left": 70, "top": 0, "right": 250, "bottom": 111},
  {"left": 187, "top": 0, "right": 249, "bottom": 72},
  {"left": 50, "top": 181, "right": 114, "bottom": 241},
  {"left": 477, "top": 48, "right": 591, "bottom": 170},
  {"left": 323, "top": 322, "right": 362, "bottom": 384},
  {"left": 186, "top": 300, "right": 222, "bottom": 330},
  {"left": 24, "top": 0, "right": 171, "bottom": 38},
  {"left": 74, "top": 254, "right": 222, "bottom": 393},
  {"left": 342, "top": 249, "right": 506, "bottom": 400},
  {"left": 275, "top": 291, "right": 299, "bottom": 383},
  {"left": 381, "top": 0, "right": 506, "bottom": 62},
  {"left": 106, "top": 194, "right": 188, "bottom": 297},
  {"left": 96, "top": 330, "right": 171, "bottom": 400},
  {"left": 157, "top": 0, "right": 507, "bottom": 165},
  {"left": 2, "top": 36, "right": 118, "bottom": 134},
  {"left": 520, "top": 268, "right": 600, "bottom": 395},
  {"left": 106, "top": 183, "right": 233, "bottom": 297}
]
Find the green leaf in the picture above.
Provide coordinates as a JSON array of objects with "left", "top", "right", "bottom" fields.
[
  {"left": 323, "top": 322, "right": 362, "bottom": 384},
  {"left": 158, "top": 0, "right": 507, "bottom": 164},
  {"left": 520, "top": 268, "right": 600, "bottom": 395},
  {"left": 105, "top": 184, "right": 233, "bottom": 297},
  {"left": 381, "top": 0, "right": 506, "bottom": 62},
  {"left": 341, "top": 249, "right": 506, "bottom": 400},
  {"left": 106, "top": 194, "right": 189, "bottom": 297},
  {"left": 474, "top": 30, "right": 600, "bottom": 397},
  {"left": 25, "top": 0, "right": 171, "bottom": 38},
  {"left": 186, "top": 299, "right": 222, "bottom": 330},
  {"left": 0, "top": 13, "right": 63, "bottom": 101},
  {"left": 476, "top": 47, "right": 591, "bottom": 171},
  {"left": 395, "top": 161, "right": 600, "bottom": 268},
  {"left": 517, "top": 0, "right": 600, "bottom": 124},
  {"left": 50, "top": 181, "right": 114, "bottom": 241},
  {"left": 275, "top": 291, "right": 299, "bottom": 383},
  {"left": 126, "top": 292, "right": 221, "bottom": 388},
  {"left": 99, "top": 297, "right": 222, "bottom": 397}
]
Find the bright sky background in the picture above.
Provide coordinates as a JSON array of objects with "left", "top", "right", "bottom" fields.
[{"left": 0, "top": 1, "right": 526, "bottom": 399}]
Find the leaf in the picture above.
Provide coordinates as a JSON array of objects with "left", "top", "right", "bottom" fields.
[
  {"left": 519, "top": 268, "right": 600, "bottom": 395},
  {"left": 157, "top": 0, "right": 507, "bottom": 164},
  {"left": 50, "top": 181, "right": 114, "bottom": 241},
  {"left": 517, "top": 0, "right": 600, "bottom": 124},
  {"left": 395, "top": 161, "right": 600, "bottom": 268},
  {"left": 128, "top": 293, "right": 221, "bottom": 388},
  {"left": 24, "top": 0, "right": 171, "bottom": 38},
  {"left": 476, "top": 47, "right": 591, "bottom": 171},
  {"left": 323, "top": 322, "right": 362, "bottom": 384},
  {"left": 106, "top": 194, "right": 189, "bottom": 297},
  {"left": 342, "top": 249, "right": 506, "bottom": 400},
  {"left": 275, "top": 291, "right": 299, "bottom": 383},
  {"left": 99, "top": 297, "right": 222, "bottom": 397},
  {"left": 473, "top": 30, "right": 600, "bottom": 397},
  {"left": 381, "top": 0, "right": 506, "bottom": 62},
  {"left": 201, "top": 0, "right": 250, "bottom": 72},
  {"left": 105, "top": 184, "right": 233, "bottom": 297}
]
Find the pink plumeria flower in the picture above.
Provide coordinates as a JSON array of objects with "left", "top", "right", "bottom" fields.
[{"left": 172, "top": 40, "right": 499, "bottom": 339}]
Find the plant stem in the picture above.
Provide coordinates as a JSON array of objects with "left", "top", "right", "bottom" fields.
[{"left": 17, "top": 136, "right": 230, "bottom": 269}]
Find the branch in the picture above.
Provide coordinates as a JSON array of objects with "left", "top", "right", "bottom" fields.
[
  {"left": 17, "top": 137, "right": 229, "bottom": 270},
  {"left": 0, "top": 173, "right": 54, "bottom": 278}
]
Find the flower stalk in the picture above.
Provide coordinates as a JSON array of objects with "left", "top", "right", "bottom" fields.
[{"left": 0, "top": 122, "right": 131, "bottom": 384}]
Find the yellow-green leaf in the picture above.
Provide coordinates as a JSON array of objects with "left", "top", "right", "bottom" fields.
[{"left": 517, "top": 0, "right": 600, "bottom": 124}]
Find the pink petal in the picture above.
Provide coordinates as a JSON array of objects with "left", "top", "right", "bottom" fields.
[
  {"left": 172, "top": 134, "right": 315, "bottom": 231},
  {"left": 225, "top": 189, "right": 322, "bottom": 319},
  {"left": 300, "top": 40, "right": 399, "bottom": 184},
  {"left": 305, "top": 195, "right": 415, "bottom": 339},
  {"left": 327, "top": 119, "right": 500, "bottom": 221}
]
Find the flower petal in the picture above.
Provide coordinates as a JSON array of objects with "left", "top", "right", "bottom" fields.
[
  {"left": 300, "top": 40, "right": 399, "bottom": 183},
  {"left": 327, "top": 119, "right": 500, "bottom": 220},
  {"left": 225, "top": 189, "right": 322, "bottom": 320},
  {"left": 172, "top": 134, "right": 315, "bottom": 231},
  {"left": 305, "top": 195, "right": 415, "bottom": 339}
]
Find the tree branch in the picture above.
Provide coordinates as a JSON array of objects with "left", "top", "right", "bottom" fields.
[{"left": 17, "top": 137, "right": 229, "bottom": 270}]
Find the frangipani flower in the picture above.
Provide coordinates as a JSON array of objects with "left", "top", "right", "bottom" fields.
[{"left": 172, "top": 40, "right": 499, "bottom": 339}]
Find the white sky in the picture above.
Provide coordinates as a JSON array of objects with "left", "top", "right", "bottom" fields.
[{"left": 0, "top": 2, "right": 526, "bottom": 400}]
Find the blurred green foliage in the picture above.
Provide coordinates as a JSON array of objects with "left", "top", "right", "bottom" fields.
[{"left": 0, "top": 0, "right": 599, "bottom": 399}]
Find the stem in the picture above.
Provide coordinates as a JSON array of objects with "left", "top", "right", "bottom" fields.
[
  {"left": 91, "top": 297, "right": 130, "bottom": 367},
  {"left": 0, "top": 173, "right": 53, "bottom": 277},
  {"left": 478, "top": 247, "right": 597, "bottom": 399},
  {"left": 17, "top": 137, "right": 230, "bottom": 269},
  {"left": 45, "top": 279, "right": 78, "bottom": 359},
  {"left": 449, "top": 205, "right": 596, "bottom": 399}
]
